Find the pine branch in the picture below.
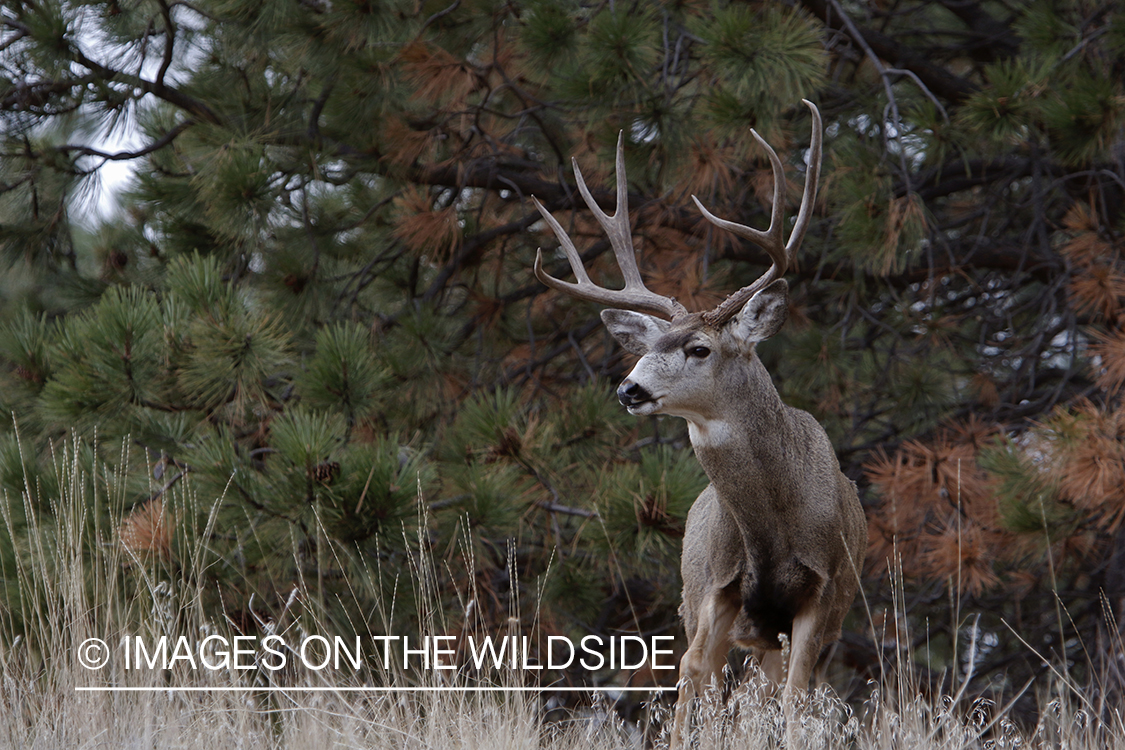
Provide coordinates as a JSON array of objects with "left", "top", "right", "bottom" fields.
[
  {"left": 537, "top": 501, "right": 597, "bottom": 519},
  {"left": 910, "top": 157, "right": 1038, "bottom": 202},
  {"left": 155, "top": 0, "right": 176, "bottom": 88},
  {"left": 800, "top": 0, "right": 978, "bottom": 103},
  {"left": 409, "top": 159, "right": 562, "bottom": 200},
  {"left": 2, "top": 74, "right": 99, "bottom": 111},
  {"left": 67, "top": 46, "right": 222, "bottom": 126},
  {"left": 938, "top": 0, "right": 1020, "bottom": 62},
  {"left": 419, "top": 207, "right": 548, "bottom": 304},
  {"left": 52, "top": 119, "right": 195, "bottom": 162}
]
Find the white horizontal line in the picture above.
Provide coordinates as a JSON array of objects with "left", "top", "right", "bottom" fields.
[{"left": 76, "top": 686, "right": 677, "bottom": 693}]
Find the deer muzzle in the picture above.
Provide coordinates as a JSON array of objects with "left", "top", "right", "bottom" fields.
[{"left": 617, "top": 379, "right": 654, "bottom": 409}]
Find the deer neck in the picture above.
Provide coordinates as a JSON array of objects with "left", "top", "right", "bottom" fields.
[{"left": 684, "top": 354, "right": 793, "bottom": 508}]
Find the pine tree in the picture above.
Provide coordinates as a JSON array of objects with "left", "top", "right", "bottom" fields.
[{"left": 3, "top": 0, "right": 1125, "bottom": 708}]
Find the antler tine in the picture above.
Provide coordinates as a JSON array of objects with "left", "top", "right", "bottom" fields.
[
  {"left": 694, "top": 131, "right": 788, "bottom": 328},
  {"left": 784, "top": 99, "right": 823, "bottom": 258},
  {"left": 572, "top": 132, "right": 645, "bottom": 291},
  {"left": 696, "top": 100, "right": 823, "bottom": 328},
  {"left": 533, "top": 133, "right": 687, "bottom": 320},
  {"left": 532, "top": 197, "right": 594, "bottom": 284},
  {"left": 692, "top": 127, "right": 789, "bottom": 274}
]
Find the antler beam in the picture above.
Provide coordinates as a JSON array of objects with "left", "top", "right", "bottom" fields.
[
  {"left": 532, "top": 133, "right": 687, "bottom": 320},
  {"left": 534, "top": 101, "right": 822, "bottom": 328},
  {"left": 696, "top": 99, "right": 823, "bottom": 327}
]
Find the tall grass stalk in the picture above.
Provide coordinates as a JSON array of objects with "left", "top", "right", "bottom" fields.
[{"left": 0, "top": 437, "right": 1122, "bottom": 748}]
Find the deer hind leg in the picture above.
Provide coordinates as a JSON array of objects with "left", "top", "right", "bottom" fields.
[
  {"left": 782, "top": 601, "right": 827, "bottom": 748},
  {"left": 670, "top": 586, "right": 739, "bottom": 750}
]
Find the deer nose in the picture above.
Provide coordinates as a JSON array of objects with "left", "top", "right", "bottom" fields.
[{"left": 617, "top": 379, "right": 652, "bottom": 407}]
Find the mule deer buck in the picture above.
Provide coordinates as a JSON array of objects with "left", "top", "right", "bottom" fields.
[{"left": 531, "top": 101, "right": 866, "bottom": 746}]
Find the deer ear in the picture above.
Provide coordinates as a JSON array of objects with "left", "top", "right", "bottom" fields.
[
  {"left": 732, "top": 279, "right": 788, "bottom": 343},
  {"left": 601, "top": 309, "right": 670, "bottom": 355}
]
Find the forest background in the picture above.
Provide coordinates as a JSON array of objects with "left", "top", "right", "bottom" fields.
[{"left": 3, "top": 0, "right": 1125, "bottom": 728}]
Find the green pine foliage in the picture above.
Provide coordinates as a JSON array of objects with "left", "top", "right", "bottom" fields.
[
  {"left": 4, "top": 0, "right": 1125, "bottom": 706},
  {"left": 521, "top": 1, "right": 580, "bottom": 72},
  {"left": 960, "top": 58, "right": 1050, "bottom": 144},
  {"left": 595, "top": 446, "right": 706, "bottom": 568},
  {"left": 979, "top": 439, "right": 1066, "bottom": 536},
  {"left": 297, "top": 322, "right": 388, "bottom": 427},
  {"left": 695, "top": 5, "right": 826, "bottom": 129}
]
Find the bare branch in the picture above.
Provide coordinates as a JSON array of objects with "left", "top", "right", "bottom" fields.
[
  {"left": 800, "top": 0, "right": 978, "bottom": 103},
  {"left": 53, "top": 119, "right": 194, "bottom": 162},
  {"left": 155, "top": 0, "right": 176, "bottom": 87}
]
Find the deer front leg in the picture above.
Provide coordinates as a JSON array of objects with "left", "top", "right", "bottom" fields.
[
  {"left": 782, "top": 601, "right": 826, "bottom": 748},
  {"left": 670, "top": 587, "right": 738, "bottom": 750},
  {"left": 759, "top": 648, "right": 785, "bottom": 692}
]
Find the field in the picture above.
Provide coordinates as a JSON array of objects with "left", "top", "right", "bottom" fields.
[{"left": 1, "top": 442, "right": 1122, "bottom": 750}]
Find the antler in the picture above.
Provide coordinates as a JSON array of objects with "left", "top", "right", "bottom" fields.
[
  {"left": 694, "top": 99, "right": 823, "bottom": 328},
  {"left": 533, "top": 132, "right": 688, "bottom": 320}
]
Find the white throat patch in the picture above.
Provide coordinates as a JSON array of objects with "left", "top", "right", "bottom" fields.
[{"left": 687, "top": 419, "right": 734, "bottom": 449}]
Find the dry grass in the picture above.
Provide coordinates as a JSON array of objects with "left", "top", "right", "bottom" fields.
[{"left": 1, "top": 439, "right": 1123, "bottom": 749}]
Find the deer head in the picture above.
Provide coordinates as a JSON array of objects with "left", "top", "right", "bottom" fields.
[{"left": 532, "top": 101, "right": 821, "bottom": 426}]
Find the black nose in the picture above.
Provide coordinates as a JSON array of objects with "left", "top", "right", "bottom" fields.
[{"left": 617, "top": 380, "right": 651, "bottom": 407}]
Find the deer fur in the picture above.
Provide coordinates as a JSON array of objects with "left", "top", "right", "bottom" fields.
[
  {"left": 529, "top": 101, "right": 866, "bottom": 746},
  {"left": 602, "top": 287, "right": 866, "bottom": 746}
]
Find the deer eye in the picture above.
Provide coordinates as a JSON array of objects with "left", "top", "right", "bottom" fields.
[{"left": 687, "top": 346, "right": 711, "bottom": 359}]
